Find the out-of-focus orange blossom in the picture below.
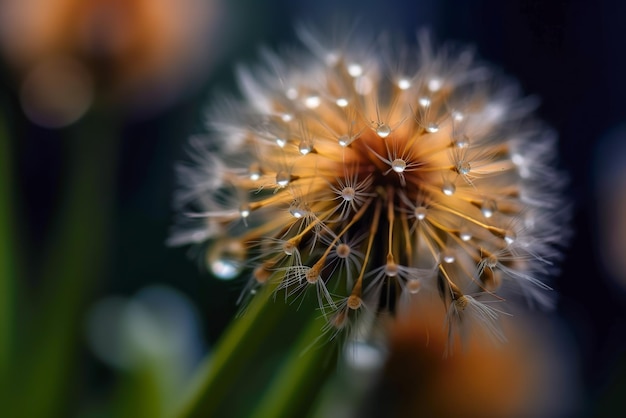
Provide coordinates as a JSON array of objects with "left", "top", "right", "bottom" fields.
[
  {"left": 0, "top": 0, "right": 224, "bottom": 126},
  {"left": 363, "top": 300, "right": 573, "bottom": 418}
]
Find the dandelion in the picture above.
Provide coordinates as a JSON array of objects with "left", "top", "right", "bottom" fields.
[{"left": 170, "top": 26, "right": 568, "bottom": 351}]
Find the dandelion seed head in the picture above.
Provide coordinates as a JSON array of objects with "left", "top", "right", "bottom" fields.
[{"left": 171, "top": 25, "right": 569, "bottom": 353}]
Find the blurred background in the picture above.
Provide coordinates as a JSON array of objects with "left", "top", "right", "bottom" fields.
[{"left": 1, "top": 0, "right": 625, "bottom": 417}]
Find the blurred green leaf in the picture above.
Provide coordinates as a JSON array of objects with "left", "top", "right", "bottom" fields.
[
  {"left": 176, "top": 281, "right": 338, "bottom": 418},
  {"left": 0, "top": 111, "right": 16, "bottom": 386},
  {"left": 7, "top": 109, "right": 119, "bottom": 418}
]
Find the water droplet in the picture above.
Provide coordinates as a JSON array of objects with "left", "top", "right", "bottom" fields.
[
  {"left": 305, "top": 95, "right": 321, "bottom": 109},
  {"left": 286, "top": 87, "right": 298, "bottom": 100},
  {"left": 418, "top": 97, "right": 431, "bottom": 107},
  {"left": 442, "top": 181, "right": 456, "bottom": 196},
  {"left": 276, "top": 137, "right": 287, "bottom": 148},
  {"left": 441, "top": 250, "right": 455, "bottom": 264},
  {"left": 415, "top": 206, "right": 427, "bottom": 220},
  {"left": 428, "top": 77, "right": 443, "bottom": 92},
  {"left": 341, "top": 186, "right": 356, "bottom": 201},
  {"left": 426, "top": 122, "right": 439, "bottom": 133},
  {"left": 459, "top": 230, "right": 472, "bottom": 241},
  {"left": 289, "top": 201, "right": 308, "bottom": 218},
  {"left": 511, "top": 153, "right": 524, "bottom": 166},
  {"left": 391, "top": 159, "right": 406, "bottom": 173},
  {"left": 336, "top": 243, "right": 351, "bottom": 259},
  {"left": 276, "top": 171, "right": 290, "bottom": 187},
  {"left": 347, "top": 63, "right": 363, "bottom": 77},
  {"left": 299, "top": 140, "right": 312, "bottom": 155},
  {"left": 282, "top": 240, "right": 296, "bottom": 255},
  {"left": 398, "top": 78, "right": 411, "bottom": 90},
  {"left": 457, "top": 161, "right": 471, "bottom": 175},
  {"left": 385, "top": 262, "right": 399, "bottom": 277},
  {"left": 281, "top": 113, "right": 293, "bottom": 122},
  {"left": 504, "top": 230, "right": 517, "bottom": 245},
  {"left": 451, "top": 110, "right": 464, "bottom": 121},
  {"left": 454, "top": 135, "right": 470, "bottom": 148},
  {"left": 249, "top": 163, "right": 261, "bottom": 181},
  {"left": 336, "top": 97, "right": 349, "bottom": 107},
  {"left": 376, "top": 123, "right": 391, "bottom": 138},
  {"left": 239, "top": 204, "right": 250, "bottom": 219},
  {"left": 481, "top": 199, "right": 497, "bottom": 218},
  {"left": 338, "top": 135, "right": 352, "bottom": 147},
  {"left": 407, "top": 279, "right": 421, "bottom": 294},
  {"left": 208, "top": 240, "right": 245, "bottom": 280}
]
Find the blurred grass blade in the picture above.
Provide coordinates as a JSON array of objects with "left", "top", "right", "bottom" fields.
[
  {"left": 249, "top": 316, "right": 338, "bottom": 418},
  {"left": 0, "top": 111, "right": 16, "bottom": 382},
  {"left": 8, "top": 109, "right": 119, "bottom": 418},
  {"left": 176, "top": 282, "right": 337, "bottom": 418}
]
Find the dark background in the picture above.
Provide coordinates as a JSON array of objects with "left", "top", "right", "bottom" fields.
[{"left": 2, "top": 0, "right": 625, "bottom": 416}]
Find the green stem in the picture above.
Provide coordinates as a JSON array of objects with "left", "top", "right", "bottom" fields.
[
  {"left": 176, "top": 282, "right": 282, "bottom": 418},
  {"left": 8, "top": 109, "right": 119, "bottom": 418},
  {"left": 249, "top": 316, "right": 337, "bottom": 418},
  {"left": 0, "top": 111, "right": 16, "bottom": 384}
]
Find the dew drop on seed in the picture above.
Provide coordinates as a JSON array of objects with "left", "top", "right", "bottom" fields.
[
  {"left": 428, "top": 77, "right": 443, "bottom": 92},
  {"left": 208, "top": 240, "right": 245, "bottom": 280},
  {"left": 299, "top": 140, "right": 312, "bottom": 155},
  {"left": 249, "top": 164, "right": 261, "bottom": 181},
  {"left": 385, "top": 262, "right": 399, "bottom": 277},
  {"left": 398, "top": 78, "right": 411, "bottom": 90},
  {"left": 451, "top": 110, "right": 464, "bottom": 121},
  {"left": 442, "top": 250, "right": 455, "bottom": 264},
  {"left": 341, "top": 186, "right": 356, "bottom": 201},
  {"left": 338, "top": 135, "right": 352, "bottom": 147},
  {"left": 511, "top": 153, "right": 524, "bottom": 166},
  {"left": 336, "top": 97, "right": 349, "bottom": 107},
  {"left": 210, "top": 259, "right": 241, "bottom": 280},
  {"left": 286, "top": 88, "right": 298, "bottom": 100},
  {"left": 282, "top": 241, "right": 295, "bottom": 255},
  {"left": 276, "top": 137, "right": 287, "bottom": 148},
  {"left": 276, "top": 171, "right": 290, "bottom": 187},
  {"left": 442, "top": 181, "right": 456, "bottom": 196},
  {"left": 459, "top": 230, "right": 472, "bottom": 241},
  {"left": 426, "top": 122, "right": 439, "bottom": 133},
  {"left": 305, "top": 95, "right": 321, "bottom": 109},
  {"left": 376, "top": 123, "right": 391, "bottom": 138},
  {"left": 407, "top": 279, "right": 421, "bottom": 294},
  {"left": 289, "top": 203, "right": 307, "bottom": 219},
  {"left": 281, "top": 113, "right": 293, "bottom": 122},
  {"left": 391, "top": 159, "right": 406, "bottom": 173},
  {"left": 418, "top": 97, "right": 431, "bottom": 107},
  {"left": 481, "top": 199, "right": 497, "bottom": 218},
  {"left": 504, "top": 230, "right": 517, "bottom": 245},
  {"left": 347, "top": 63, "right": 363, "bottom": 77},
  {"left": 454, "top": 135, "right": 470, "bottom": 149},
  {"left": 415, "top": 206, "right": 427, "bottom": 220},
  {"left": 457, "top": 161, "right": 471, "bottom": 175},
  {"left": 239, "top": 204, "right": 250, "bottom": 219}
]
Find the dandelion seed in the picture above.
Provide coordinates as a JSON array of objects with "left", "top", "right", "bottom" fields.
[{"left": 171, "top": 24, "right": 569, "bottom": 354}]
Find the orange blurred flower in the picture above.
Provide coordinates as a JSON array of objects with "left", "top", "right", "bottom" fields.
[{"left": 1, "top": 0, "right": 224, "bottom": 125}]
